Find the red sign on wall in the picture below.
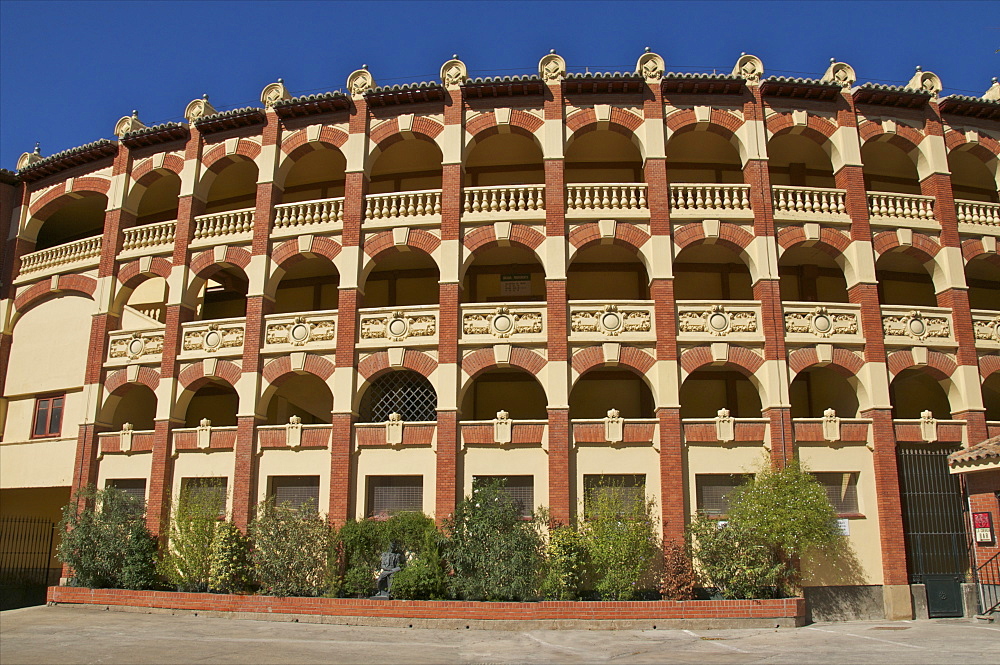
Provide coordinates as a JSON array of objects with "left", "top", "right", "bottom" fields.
[{"left": 973, "top": 512, "right": 994, "bottom": 544}]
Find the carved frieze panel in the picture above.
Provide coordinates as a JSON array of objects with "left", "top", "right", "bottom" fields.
[
  {"left": 183, "top": 324, "right": 245, "bottom": 353},
  {"left": 463, "top": 307, "right": 542, "bottom": 339},
  {"left": 679, "top": 305, "right": 757, "bottom": 336},
  {"left": 882, "top": 311, "right": 950, "bottom": 341},
  {"left": 974, "top": 315, "right": 1000, "bottom": 343},
  {"left": 570, "top": 305, "right": 651, "bottom": 337},
  {"left": 109, "top": 332, "right": 164, "bottom": 360},
  {"left": 361, "top": 312, "right": 436, "bottom": 342},
  {"left": 265, "top": 316, "right": 336, "bottom": 347},
  {"left": 784, "top": 307, "right": 858, "bottom": 339}
]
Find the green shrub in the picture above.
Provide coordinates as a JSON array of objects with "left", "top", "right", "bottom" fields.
[
  {"left": 335, "top": 512, "right": 438, "bottom": 598},
  {"left": 57, "top": 485, "right": 157, "bottom": 589},
  {"left": 208, "top": 521, "right": 253, "bottom": 594},
  {"left": 688, "top": 517, "right": 784, "bottom": 599},
  {"left": 445, "top": 481, "right": 544, "bottom": 601},
  {"left": 250, "top": 500, "right": 330, "bottom": 597},
  {"left": 579, "top": 483, "right": 659, "bottom": 600},
  {"left": 158, "top": 481, "right": 226, "bottom": 592},
  {"left": 390, "top": 527, "right": 447, "bottom": 600},
  {"left": 540, "top": 526, "right": 587, "bottom": 600}
]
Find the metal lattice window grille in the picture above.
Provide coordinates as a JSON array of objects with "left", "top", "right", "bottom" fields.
[
  {"left": 180, "top": 477, "right": 228, "bottom": 518},
  {"left": 695, "top": 474, "right": 752, "bottom": 516},
  {"left": 583, "top": 474, "right": 647, "bottom": 518},
  {"left": 359, "top": 371, "right": 438, "bottom": 423},
  {"left": 473, "top": 476, "right": 534, "bottom": 519},
  {"left": 366, "top": 476, "right": 423, "bottom": 517},
  {"left": 812, "top": 472, "right": 860, "bottom": 515},
  {"left": 269, "top": 476, "right": 320, "bottom": 511},
  {"left": 106, "top": 478, "right": 147, "bottom": 516}
]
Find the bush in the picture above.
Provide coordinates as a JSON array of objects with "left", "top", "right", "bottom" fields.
[
  {"left": 660, "top": 541, "right": 697, "bottom": 601},
  {"left": 250, "top": 500, "right": 330, "bottom": 597},
  {"left": 445, "top": 481, "right": 544, "bottom": 601},
  {"left": 57, "top": 485, "right": 157, "bottom": 589},
  {"left": 688, "top": 517, "right": 784, "bottom": 599},
  {"left": 540, "top": 526, "right": 587, "bottom": 600},
  {"left": 208, "top": 521, "right": 253, "bottom": 594},
  {"left": 158, "top": 481, "right": 226, "bottom": 592},
  {"left": 579, "top": 483, "right": 659, "bottom": 600},
  {"left": 390, "top": 527, "right": 447, "bottom": 600},
  {"left": 335, "top": 512, "right": 437, "bottom": 598}
]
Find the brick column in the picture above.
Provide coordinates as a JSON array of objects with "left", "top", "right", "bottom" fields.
[
  {"left": 328, "top": 94, "right": 368, "bottom": 526},
  {"left": 147, "top": 128, "right": 204, "bottom": 535}
]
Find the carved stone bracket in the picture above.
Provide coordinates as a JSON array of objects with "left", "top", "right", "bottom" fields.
[
  {"left": 604, "top": 408, "right": 623, "bottom": 444},
  {"left": 286, "top": 415, "right": 302, "bottom": 448},
  {"left": 120, "top": 422, "right": 134, "bottom": 453},
  {"left": 920, "top": 410, "right": 938, "bottom": 443},
  {"left": 196, "top": 418, "right": 212, "bottom": 450},
  {"left": 822, "top": 408, "right": 841, "bottom": 442},
  {"left": 715, "top": 408, "right": 735, "bottom": 443},
  {"left": 386, "top": 412, "right": 403, "bottom": 446},
  {"left": 493, "top": 410, "right": 512, "bottom": 445}
]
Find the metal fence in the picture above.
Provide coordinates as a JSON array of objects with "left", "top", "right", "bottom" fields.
[{"left": 0, "top": 516, "right": 57, "bottom": 587}]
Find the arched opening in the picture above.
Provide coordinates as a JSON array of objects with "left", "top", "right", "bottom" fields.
[
  {"left": 196, "top": 266, "right": 249, "bottom": 320},
  {"left": 121, "top": 277, "right": 168, "bottom": 328},
  {"left": 184, "top": 381, "right": 239, "bottom": 427},
  {"left": 680, "top": 368, "right": 762, "bottom": 418},
  {"left": 368, "top": 138, "right": 442, "bottom": 194},
  {"left": 567, "top": 244, "right": 649, "bottom": 301},
  {"left": 666, "top": 130, "right": 743, "bottom": 184},
  {"left": 105, "top": 384, "right": 157, "bottom": 430},
  {"left": 569, "top": 369, "right": 654, "bottom": 419},
  {"left": 948, "top": 150, "right": 998, "bottom": 203},
  {"left": 789, "top": 367, "right": 860, "bottom": 418},
  {"left": 135, "top": 173, "right": 180, "bottom": 225},
  {"left": 983, "top": 374, "right": 1000, "bottom": 421},
  {"left": 889, "top": 369, "right": 952, "bottom": 419},
  {"left": 279, "top": 146, "right": 347, "bottom": 204},
  {"left": 273, "top": 257, "right": 340, "bottom": 314},
  {"left": 461, "top": 368, "right": 547, "bottom": 420},
  {"left": 565, "top": 129, "right": 642, "bottom": 183},
  {"left": 263, "top": 374, "right": 332, "bottom": 425},
  {"left": 462, "top": 245, "right": 544, "bottom": 303},
  {"left": 767, "top": 134, "right": 835, "bottom": 188},
  {"left": 862, "top": 141, "right": 920, "bottom": 194},
  {"left": 875, "top": 251, "right": 936, "bottom": 307},
  {"left": 358, "top": 370, "right": 437, "bottom": 422},
  {"left": 362, "top": 250, "right": 439, "bottom": 308},
  {"left": 204, "top": 159, "right": 258, "bottom": 214},
  {"left": 966, "top": 256, "right": 1000, "bottom": 311},
  {"left": 34, "top": 195, "right": 108, "bottom": 250},
  {"left": 674, "top": 244, "right": 753, "bottom": 301},
  {"left": 464, "top": 133, "right": 544, "bottom": 186},
  {"left": 779, "top": 246, "right": 849, "bottom": 303}
]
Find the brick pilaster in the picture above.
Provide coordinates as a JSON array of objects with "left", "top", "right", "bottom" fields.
[{"left": 864, "top": 407, "right": 909, "bottom": 586}]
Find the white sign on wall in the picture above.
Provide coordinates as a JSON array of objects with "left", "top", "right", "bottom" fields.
[{"left": 500, "top": 274, "right": 531, "bottom": 297}]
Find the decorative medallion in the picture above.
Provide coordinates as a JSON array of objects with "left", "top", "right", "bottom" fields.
[
  {"left": 347, "top": 66, "right": 375, "bottom": 97},
  {"left": 538, "top": 50, "right": 566, "bottom": 82},
  {"left": 732, "top": 53, "right": 764, "bottom": 84},
  {"left": 636, "top": 48, "right": 665, "bottom": 83},
  {"left": 440, "top": 56, "right": 467, "bottom": 88}
]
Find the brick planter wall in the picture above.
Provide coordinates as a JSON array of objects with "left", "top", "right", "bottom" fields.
[{"left": 47, "top": 586, "right": 806, "bottom": 629}]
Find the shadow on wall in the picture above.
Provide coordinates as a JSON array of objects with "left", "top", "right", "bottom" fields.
[{"left": 802, "top": 585, "right": 886, "bottom": 622}]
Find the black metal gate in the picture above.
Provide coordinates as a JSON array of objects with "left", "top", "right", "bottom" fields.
[
  {"left": 0, "top": 516, "right": 57, "bottom": 610},
  {"left": 897, "top": 444, "right": 969, "bottom": 618}
]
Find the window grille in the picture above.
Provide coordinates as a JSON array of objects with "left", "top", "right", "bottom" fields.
[
  {"left": 269, "top": 475, "right": 320, "bottom": 511},
  {"left": 583, "top": 474, "right": 646, "bottom": 518},
  {"left": 473, "top": 476, "right": 534, "bottom": 518},
  {"left": 366, "top": 476, "right": 423, "bottom": 517},
  {"left": 359, "top": 371, "right": 438, "bottom": 423},
  {"left": 106, "top": 478, "right": 146, "bottom": 516},
  {"left": 812, "top": 472, "right": 860, "bottom": 515},
  {"left": 695, "top": 474, "right": 752, "bottom": 516},
  {"left": 180, "top": 477, "right": 228, "bottom": 517}
]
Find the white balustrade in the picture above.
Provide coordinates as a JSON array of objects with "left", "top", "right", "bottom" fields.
[
  {"left": 364, "top": 190, "right": 442, "bottom": 220},
  {"left": 867, "top": 192, "right": 935, "bottom": 222},
  {"left": 18, "top": 234, "right": 103, "bottom": 275},
  {"left": 668, "top": 184, "right": 752, "bottom": 217},
  {"left": 772, "top": 186, "right": 847, "bottom": 219},
  {"left": 956, "top": 199, "right": 1000, "bottom": 228},
  {"left": 121, "top": 220, "right": 176, "bottom": 252},
  {"left": 192, "top": 207, "right": 255, "bottom": 240},
  {"left": 463, "top": 185, "right": 545, "bottom": 216},
  {"left": 273, "top": 197, "right": 344, "bottom": 233},
  {"left": 566, "top": 184, "right": 647, "bottom": 212}
]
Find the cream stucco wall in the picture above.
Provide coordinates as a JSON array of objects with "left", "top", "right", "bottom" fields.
[
  {"left": 0, "top": 437, "right": 76, "bottom": 489},
  {"left": 463, "top": 446, "right": 550, "bottom": 513}
]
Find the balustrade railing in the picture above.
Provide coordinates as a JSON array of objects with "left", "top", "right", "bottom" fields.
[
  {"left": 358, "top": 304, "right": 438, "bottom": 344},
  {"left": 772, "top": 185, "right": 847, "bottom": 219},
  {"left": 273, "top": 197, "right": 344, "bottom": 233},
  {"left": 461, "top": 303, "right": 546, "bottom": 341},
  {"left": 463, "top": 185, "right": 544, "bottom": 217},
  {"left": 783, "top": 302, "right": 862, "bottom": 341},
  {"left": 676, "top": 300, "right": 762, "bottom": 339},
  {"left": 121, "top": 220, "right": 176, "bottom": 252},
  {"left": 18, "top": 234, "right": 103, "bottom": 277},
  {"left": 880, "top": 305, "right": 954, "bottom": 344},
  {"left": 668, "top": 183, "right": 751, "bottom": 216},
  {"left": 365, "top": 190, "right": 442, "bottom": 220},
  {"left": 956, "top": 199, "right": 1000, "bottom": 228},
  {"left": 193, "top": 207, "right": 255, "bottom": 240},
  {"left": 179, "top": 317, "right": 247, "bottom": 356},
  {"left": 867, "top": 192, "right": 935, "bottom": 222},
  {"left": 566, "top": 184, "right": 647, "bottom": 213}
]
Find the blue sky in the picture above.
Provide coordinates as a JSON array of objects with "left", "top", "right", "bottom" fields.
[{"left": 1, "top": 0, "right": 996, "bottom": 170}]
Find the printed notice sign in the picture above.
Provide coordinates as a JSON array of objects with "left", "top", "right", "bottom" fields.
[
  {"left": 973, "top": 512, "right": 994, "bottom": 544},
  {"left": 500, "top": 273, "right": 531, "bottom": 297},
  {"left": 836, "top": 518, "right": 850, "bottom": 536}
]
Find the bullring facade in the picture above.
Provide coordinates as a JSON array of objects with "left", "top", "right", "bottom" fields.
[{"left": 1, "top": 51, "right": 998, "bottom": 619}]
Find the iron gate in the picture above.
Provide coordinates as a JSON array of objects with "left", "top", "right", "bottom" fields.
[
  {"left": 897, "top": 444, "right": 969, "bottom": 618},
  {"left": 0, "top": 516, "right": 57, "bottom": 610}
]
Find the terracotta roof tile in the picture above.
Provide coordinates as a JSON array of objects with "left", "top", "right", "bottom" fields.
[{"left": 948, "top": 435, "right": 1000, "bottom": 465}]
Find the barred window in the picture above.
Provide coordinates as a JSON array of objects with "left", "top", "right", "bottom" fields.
[
  {"left": 106, "top": 478, "right": 146, "bottom": 516},
  {"left": 473, "top": 476, "right": 534, "bottom": 519},
  {"left": 180, "top": 477, "right": 228, "bottom": 517},
  {"left": 269, "top": 475, "right": 320, "bottom": 511},
  {"left": 583, "top": 474, "right": 646, "bottom": 518},
  {"left": 695, "top": 474, "right": 751, "bottom": 516},
  {"left": 813, "top": 472, "right": 860, "bottom": 515},
  {"left": 366, "top": 476, "right": 423, "bottom": 517},
  {"left": 359, "top": 371, "right": 438, "bottom": 423}
]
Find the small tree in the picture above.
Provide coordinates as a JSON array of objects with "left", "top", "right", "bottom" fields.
[
  {"left": 390, "top": 526, "right": 447, "bottom": 600},
  {"left": 445, "top": 481, "right": 544, "bottom": 601},
  {"left": 688, "top": 517, "right": 785, "bottom": 599},
  {"left": 158, "top": 481, "right": 226, "bottom": 592},
  {"left": 540, "top": 526, "right": 587, "bottom": 600},
  {"left": 57, "top": 486, "right": 157, "bottom": 589},
  {"left": 579, "top": 482, "right": 659, "bottom": 600},
  {"left": 208, "top": 521, "right": 253, "bottom": 594},
  {"left": 250, "top": 500, "right": 330, "bottom": 597}
]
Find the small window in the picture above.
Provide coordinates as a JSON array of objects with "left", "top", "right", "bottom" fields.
[
  {"left": 696, "top": 474, "right": 752, "bottom": 517},
  {"left": 32, "top": 394, "right": 65, "bottom": 438},
  {"left": 106, "top": 478, "right": 146, "bottom": 516},
  {"left": 180, "top": 477, "right": 228, "bottom": 517},
  {"left": 583, "top": 474, "right": 646, "bottom": 518},
  {"left": 269, "top": 475, "right": 320, "bottom": 511},
  {"left": 813, "top": 472, "right": 860, "bottom": 515},
  {"left": 473, "top": 476, "right": 534, "bottom": 519},
  {"left": 366, "top": 476, "right": 423, "bottom": 517}
]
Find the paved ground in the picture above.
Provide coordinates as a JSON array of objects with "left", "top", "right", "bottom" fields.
[{"left": 1, "top": 605, "right": 998, "bottom": 664}]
